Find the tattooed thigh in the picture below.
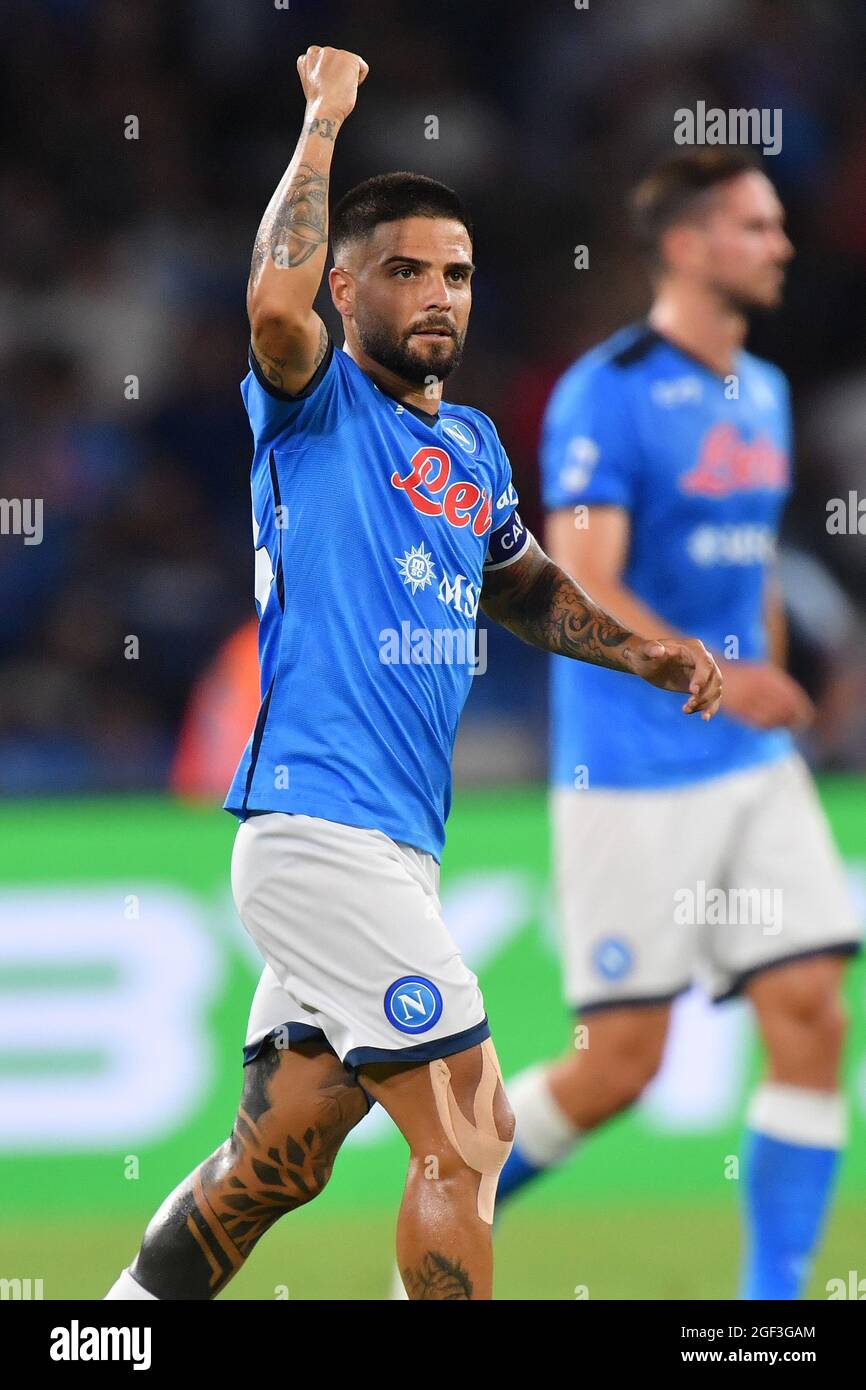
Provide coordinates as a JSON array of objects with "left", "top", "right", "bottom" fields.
[{"left": 220, "top": 1041, "right": 366, "bottom": 1233}]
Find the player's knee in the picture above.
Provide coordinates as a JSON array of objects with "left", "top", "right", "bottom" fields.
[
  {"left": 224, "top": 1099, "right": 341, "bottom": 1209},
  {"left": 411, "top": 1121, "right": 513, "bottom": 1207},
  {"left": 826, "top": 995, "right": 848, "bottom": 1052},
  {"left": 420, "top": 1083, "right": 515, "bottom": 1174},
  {"left": 774, "top": 973, "right": 848, "bottom": 1049},
  {"left": 496, "top": 1087, "right": 516, "bottom": 1146},
  {"left": 420, "top": 1044, "right": 514, "bottom": 1219},
  {"left": 609, "top": 1050, "right": 663, "bottom": 1108},
  {"left": 593, "top": 1023, "right": 667, "bottom": 1106},
  {"left": 412, "top": 1140, "right": 476, "bottom": 1189},
  {"left": 222, "top": 1127, "right": 333, "bottom": 1209},
  {"left": 795, "top": 989, "right": 847, "bottom": 1055}
]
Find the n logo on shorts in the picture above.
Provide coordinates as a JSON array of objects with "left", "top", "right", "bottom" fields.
[
  {"left": 384, "top": 976, "right": 443, "bottom": 1035},
  {"left": 592, "top": 938, "right": 634, "bottom": 981}
]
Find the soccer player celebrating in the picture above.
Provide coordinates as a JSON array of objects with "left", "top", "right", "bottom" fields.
[
  {"left": 104, "top": 50, "right": 720, "bottom": 1302},
  {"left": 497, "top": 151, "right": 862, "bottom": 1299}
]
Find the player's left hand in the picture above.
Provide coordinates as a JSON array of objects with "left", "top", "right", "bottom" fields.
[{"left": 624, "top": 637, "right": 723, "bottom": 720}]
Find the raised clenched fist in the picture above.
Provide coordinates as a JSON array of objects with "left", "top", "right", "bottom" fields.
[{"left": 297, "top": 46, "right": 369, "bottom": 123}]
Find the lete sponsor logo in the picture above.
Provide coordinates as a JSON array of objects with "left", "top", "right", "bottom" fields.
[
  {"left": 680, "top": 425, "right": 788, "bottom": 497},
  {"left": 391, "top": 446, "right": 492, "bottom": 535}
]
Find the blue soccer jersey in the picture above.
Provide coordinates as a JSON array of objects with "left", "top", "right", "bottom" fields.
[
  {"left": 541, "top": 322, "right": 794, "bottom": 790},
  {"left": 224, "top": 336, "right": 529, "bottom": 858}
]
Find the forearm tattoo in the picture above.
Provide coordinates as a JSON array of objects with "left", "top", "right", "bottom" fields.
[
  {"left": 402, "top": 1251, "right": 474, "bottom": 1300},
  {"left": 249, "top": 161, "right": 328, "bottom": 289},
  {"left": 491, "top": 558, "right": 635, "bottom": 672},
  {"left": 305, "top": 116, "right": 339, "bottom": 141}
]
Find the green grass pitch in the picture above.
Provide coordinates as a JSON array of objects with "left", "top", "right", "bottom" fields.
[{"left": 5, "top": 1200, "right": 864, "bottom": 1300}]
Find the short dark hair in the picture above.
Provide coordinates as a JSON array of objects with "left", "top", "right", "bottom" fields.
[
  {"left": 331, "top": 171, "right": 473, "bottom": 258},
  {"left": 630, "top": 150, "right": 763, "bottom": 265}
]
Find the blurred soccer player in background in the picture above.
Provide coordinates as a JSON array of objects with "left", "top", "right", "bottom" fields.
[
  {"left": 171, "top": 619, "right": 260, "bottom": 800},
  {"left": 497, "top": 152, "right": 862, "bottom": 1300},
  {"left": 103, "top": 49, "right": 722, "bottom": 1301}
]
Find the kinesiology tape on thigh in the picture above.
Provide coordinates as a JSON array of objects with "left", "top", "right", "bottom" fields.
[{"left": 428, "top": 1038, "right": 512, "bottom": 1224}]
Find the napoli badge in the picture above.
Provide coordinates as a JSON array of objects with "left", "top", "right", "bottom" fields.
[
  {"left": 591, "top": 937, "right": 634, "bottom": 982},
  {"left": 441, "top": 417, "right": 478, "bottom": 454},
  {"left": 384, "top": 976, "right": 444, "bottom": 1034}
]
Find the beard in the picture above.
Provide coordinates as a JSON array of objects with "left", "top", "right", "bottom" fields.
[
  {"left": 725, "top": 287, "right": 781, "bottom": 316},
  {"left": 714, "top": 270, "right": 786, "bottom": 316},
  {"left": 355, "top": 310, "right": 464, "bottom": 386}
]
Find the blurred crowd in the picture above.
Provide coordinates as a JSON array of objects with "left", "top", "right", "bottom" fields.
[{"left": 1, "top": 0, "right": 865, "bottom": 795}]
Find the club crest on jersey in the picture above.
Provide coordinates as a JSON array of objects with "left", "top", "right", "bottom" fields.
[
  {"left": 396, "top": 542, "right": 437, "bottom": 595},
  {"left": 384, "top": 976, "right": 444, "bottom": 1034},
  {"left": 391, "top": 445, "right": 492, "bottom": 536},
  {"left": 680, "top": 424, "right": 788, "bottom": 497},
  {"left": 440, "top": 417, "right": 478, "bottom": 454}
]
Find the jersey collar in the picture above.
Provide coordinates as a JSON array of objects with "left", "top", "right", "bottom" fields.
[
  {"left": 364, "top": 373, "right": 441, "bottom": 425},
  {"left": 643, "top": 319, "right": 741, "bottom": 382}
]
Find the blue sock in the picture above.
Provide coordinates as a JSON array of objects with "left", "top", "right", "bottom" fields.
[
  {"left": 496, "top": 1065, "right": 581, "bottom": 1207},
  {"left": 497, "top": 1144, "right": 544, "bottom": 1202},
  {"left": 740, "top": 1130, "right": 841, "bottom": 1299}
]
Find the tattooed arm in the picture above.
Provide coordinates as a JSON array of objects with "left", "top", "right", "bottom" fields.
[
  {"left": 247, "top": 46, "right": 368, "bottom": 394},
  {"left": 481, "top": 533, "right": 723, "bottom": 718}
]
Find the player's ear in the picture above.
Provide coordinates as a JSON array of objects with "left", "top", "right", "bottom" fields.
[
  {"left": 329, "top": 265, "right": 354, "bottom": 317},
  {"left": 660, "top": 223, "right": 702, "bottom": 276}
]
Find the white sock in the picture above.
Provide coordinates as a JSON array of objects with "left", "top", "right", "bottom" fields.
[
  {"left": 103, "top": 1266, "right": 159, "bottom": 1300},
  {"left": 508, "top": 1064, "right": 581, "bottom": 1168},
  {"left": 746, "top": 1082, "right": 848, "bottom": 1148}
]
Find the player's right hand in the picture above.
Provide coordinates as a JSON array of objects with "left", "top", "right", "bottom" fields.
[
  {"left": 297, "top": 46, "right": 369, "bottom": 122},
  {"left": 719, "top": 660, "right": 815, "bottom": 730},
  {"left": 626, "top": 636, "right": 722, "bottom": 720}
]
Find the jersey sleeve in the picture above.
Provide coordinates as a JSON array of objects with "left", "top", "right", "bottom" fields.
[
  {"left": 240, "top": 331, "right": 346, "bottom": 448},
  {"left": 540, "top": 360, "right": 641, "bottom": 513},
  {"left": 483, "top": 432, "right": 531, "bottom": 570}
]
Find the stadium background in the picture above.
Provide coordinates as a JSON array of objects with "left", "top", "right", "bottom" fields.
[{"left": 2, "top": 0, "right": 865, "bottom": 1298}]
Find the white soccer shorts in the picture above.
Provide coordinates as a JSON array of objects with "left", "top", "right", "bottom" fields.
[
  {"left": 552, "top": 753, "right": 861, "bottom": 1012},
  {"left": 232, "top": 811, "right": 489, "bottom": 1070}
]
